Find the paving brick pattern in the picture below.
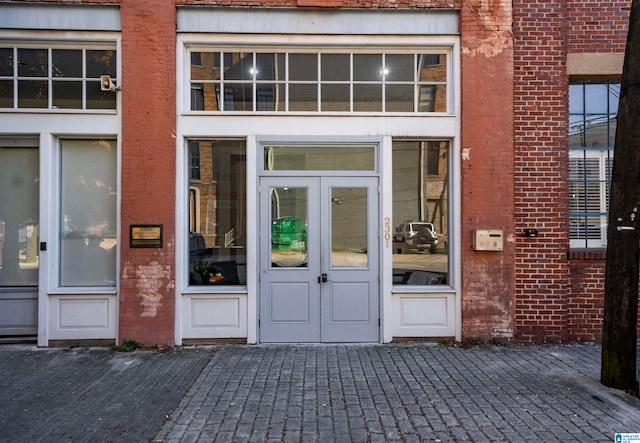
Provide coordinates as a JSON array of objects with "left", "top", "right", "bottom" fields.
[
  {"left": 156, "top": 343, "right": 640, "bottom": 443},
  {"left": 1, "top": 343, "right": 639, "bottom": 442},
  {"left": 0, "top": 345, "right": 212, "bottom": 443}
]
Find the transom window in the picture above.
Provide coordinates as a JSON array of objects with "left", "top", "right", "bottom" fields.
[
  {"left": 0, "top": 46, "right": 117, "bottom": 110},
  {"left": 569, "top": 80, "right": 619, "bottom": 248},
  {"left": 189, "top": 51, "right": 447, "bottom": 113}
]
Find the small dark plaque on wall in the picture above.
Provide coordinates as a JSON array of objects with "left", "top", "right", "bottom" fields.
[{"left": 130, "top": 225, "right": 163, "bottom": 248}]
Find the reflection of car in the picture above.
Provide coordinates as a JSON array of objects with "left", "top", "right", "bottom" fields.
[{"left": 395, "top": 221, "right": 439, "bottom": 254}]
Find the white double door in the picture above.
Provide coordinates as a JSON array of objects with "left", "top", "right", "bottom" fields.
[{"left": 259, "top": 176, "right": 380, "bottom": 343}]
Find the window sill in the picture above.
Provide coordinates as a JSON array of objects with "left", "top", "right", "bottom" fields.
[{"left": 567, "top": 249, "right": 606, "bottom": 260}]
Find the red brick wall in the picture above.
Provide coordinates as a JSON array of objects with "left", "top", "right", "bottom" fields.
[
  {"left": 567, "top": 252, "right": 606, "bottom": 341},
  {"left": 119, "top": 0, "right": 177, "bottom": 346},
  {"left": 460, "top": 1, "right": 517, "bottom": 341},
  {"left": 514, "top": 1, "right": 630, "bottom": 343},
  {"left": 566, "top": 1, "right": 631, "bottom": 52},
  {"left": 513, "top": 1, "right": 570, "bottom": 343}
]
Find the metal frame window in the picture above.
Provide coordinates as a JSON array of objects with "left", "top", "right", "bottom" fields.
[
  {"left": 569, "top": 80, "right": 620, "bottom": 248},
  {"left": 0, "top": 45, "right": 117, "bottom": 111}
]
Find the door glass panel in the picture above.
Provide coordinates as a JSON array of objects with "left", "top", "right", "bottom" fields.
[
  {"left": 271, "top": 187, "right": 308, "bottom": 268},
  {"left": 264, "top": 145, "right": 375, "bottom": 171},
  {"left": 0, "top": 146, "right": 39, "bottom": 287},
  {"left": 331, "top": 187, "right": 368, "bottom": 268}
]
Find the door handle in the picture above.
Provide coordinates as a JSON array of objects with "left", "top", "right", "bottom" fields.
[{"left": 318, "top": 273, "right": 328, "bottom": 283}]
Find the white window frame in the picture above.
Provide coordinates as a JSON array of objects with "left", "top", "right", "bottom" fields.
[{"left": 569, "top": 149, "right": 611, "bottom": 249}]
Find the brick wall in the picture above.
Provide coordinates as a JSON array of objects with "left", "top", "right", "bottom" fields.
[
  {"left": 119, "top": 0, "right": 177, "bottom": 346},
  {"left": 567, "top": 1, "right": 630, "bottom": 52},
  {"left": 514, "top": 1, "right": 630, "bottom": 343},
  {"left": 513, "top": 0, "right": 570, "bottom": 343},
  {"left": 460, "top": 0, "right": 517, "bottom": 341}
]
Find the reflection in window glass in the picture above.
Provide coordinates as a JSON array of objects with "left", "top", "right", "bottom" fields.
[
  {"left": 1, "top": 46, "right": 117, "bottom": 110},
  {"left": 0, "top": 48, "right": 13, "bottom": 76},
  {"left": 0, "top": 144, "right": 39, "bottom": 287},
  {"left": 189, "top": 50, "right": 448, "bottom": 113},
  {"left": 60, "top": 140, "right": 117, "bottom": 287},
  {"left": 271, "top": 188, "right": 308, "bottom": 268},
  {"left": 568, "top": 80, "right": 619, "bottom": 248},
  {"left": 188, "top": 140, "right": 246, "bottom": 286},
  {"left": 264, "top": 145, "right": 375, "bottom": 171},
  {"left": 331, "top": 187, "right": 368, "bottom": 268},
  {"left": 18, "top": 49, "right": 48, "bottom": 77},
  {"left": 392, "top": 140, "right": 449, "bottom": 285}
]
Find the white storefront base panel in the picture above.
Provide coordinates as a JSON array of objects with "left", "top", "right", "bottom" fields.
[
  {"left": 48, "top": 295, "right": 117, "bottom": 340},
  {"left": 182, "top": 294, "right": 247, "bottom": 339},
  {"left": 391, "top": 292, "right": 456, "bottom": 338}
]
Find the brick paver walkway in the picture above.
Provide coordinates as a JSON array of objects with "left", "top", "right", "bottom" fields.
[{"left": 155, "top": 343, "right": 640, "bottom": 442}]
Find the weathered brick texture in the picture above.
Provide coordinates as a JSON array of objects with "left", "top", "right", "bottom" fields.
[
  {"left": 460, "top": 0, "right": 516, "bottom": 341},
  {"left": 119, "top": 0, "right": 177, "bottom": 346}
]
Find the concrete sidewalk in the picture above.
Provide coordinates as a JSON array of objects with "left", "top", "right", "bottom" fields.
[{"left": 1, "top": 343, "right": 639, "bottom": 442}]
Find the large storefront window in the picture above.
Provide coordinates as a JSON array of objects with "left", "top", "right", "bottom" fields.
[
  {"left": 392, "top": 140, "right": 449, "bottom": 285},
  {"left": 188, "top": 139, "right": 246, "bottom": 286},
  {"left": 60, "top": 140, "right": 117, "bottom": 287},
  {"left": 569, "top": 80, "right": 619, "bottom": 249}
]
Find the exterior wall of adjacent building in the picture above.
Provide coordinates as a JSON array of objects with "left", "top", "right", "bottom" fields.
[{"left": 513, "top": 0, "right": 630, "bottom": 343}]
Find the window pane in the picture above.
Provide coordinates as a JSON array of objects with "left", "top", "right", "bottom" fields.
[
  {"left": 393, "top": 140, "right": 449, "bottom": 285},
  {"left": 289, "top": 84, "right": 317, "bottom": 111},
  {"left": 0, "top": 48, "right": 13, "bottom": 76},
  {"left": 191, "top": 52, "right": 220, "bottom": 81},
  {"left": 569, "top": 115, "right": 584, "bottom": 147},
  {"left": 256, "top": 53, "right": 285, "bottom": 81},
  {"left": 386, "top": 84, "right": 414, "bottom": 112},
  {"left": 353, "top": 54, "right": 381, "bottom": 81},
  {"left": 584, "top": 83, "right": 608, "bottom": 114},
  {"left": 264, "top": 145, "right": 375, "bottom": 171},
  {"left": 18, "top": 80, "right": 47, "bottom": 108},
  {"left": 385, "top": 54, "right": 413, "bottom": 82},
  {"left": 18, "top": 49, "right": 48, "bottom": 77},
  {"left": 331, "top": 187, "right": 368, "bottom": 268},
  {"left": 321, "top": 84, "right": 350, "bottom": 112},
  {"left": 609, "top": 83, "right": 620, "bottom": 113},
  {"left": 0, "top": 145, "right": 39, "bottom": 287},
  {"left": 321, "top": 54, "right": 349, "bottom": 81},
  {"left": 569, "top": 84, "right": 584, "bottom": 114},
  {"left": 354, "top": 84, "right": 381, "bottom": 112},
  {"left": 53, "top": 81, "right": 82, "bottom": 109},
  {"left": 188, "top": 140, "right": 247, "bottom": 286},
  {"left": 86, "top": 50, "right": 116, "bottom": 78},
  {"left": 52, "top": 49, "right": 82, "bottom": 78},
  {"left": 224, "top": 53, "right": 253, "bottom": 81},
  {"left": 60, "top": 140, "right": 117, "bottom": 287},
  {"left": 0, "top": 80, "right": 13, "bottom": 108},
  {"left": 271, "top": 188, "right": 308, "bottom": 268},
  {"left": 225, "top": 83, "right": 253, "bottom": 111},
  {"left": 193, "top": 83, "right": 219, "bottom": 111},
  {"left": 418, "top": 54, "right": 446, "bottom": 82},
  {"left": 583, "top": 114, "right": 610, "bottom": 147},
  {"left": 86, "top": 81, "right": 116, "bottom": 109},
  {"left": 256, "top": 84, "right": 285, "bottom": 111},
  {"left": 289, "top": 53, "right": 317, "bottom": 81}
]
